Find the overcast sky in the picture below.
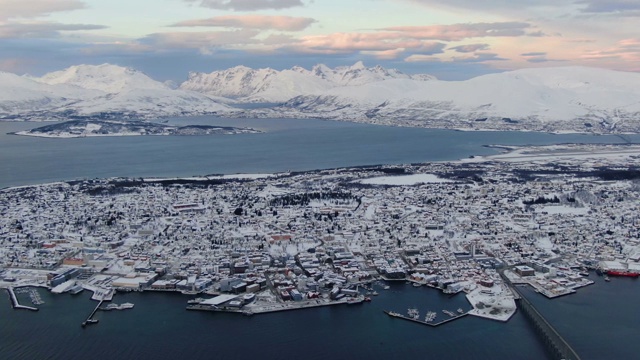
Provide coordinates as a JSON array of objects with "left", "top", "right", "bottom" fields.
[{"left": 1, "top": 0, "right": 639, "bottom": 81}]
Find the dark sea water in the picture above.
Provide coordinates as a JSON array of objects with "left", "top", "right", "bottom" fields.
[
  {"left": 3, "top": 277, "right": 639, "bottom": 360},
  {"left": 2, "top": 117, "right": 639, "bottom": 189},
  {"left": 2, "top": 284, "right": 548, "bottom": 360},
  {"left": 2, "top": 117, "right": 640, "bottom": 359}
]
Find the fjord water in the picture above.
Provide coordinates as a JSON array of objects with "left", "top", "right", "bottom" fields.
[
  {"left": 2, "top": 284, "right": 547, "bottom": 360},
  {"left": 1, "top": 117, "right": 639, "bottom": 189},
  {"left": 3, "top": 277, "right": 639, "bottom": 360}
]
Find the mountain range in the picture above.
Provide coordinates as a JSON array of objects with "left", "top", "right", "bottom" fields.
[
  {"left": 267, "top": 66, "right": 640, "bottom": 133},
  {"left": 180, "top": 61, "right": 436, "bottom": 102},
  {"left": 2, "top": 62, "right": 640, "bottom": 134},
  {"left": 1, "top": 64, "right": 229, "bottom": 121}
]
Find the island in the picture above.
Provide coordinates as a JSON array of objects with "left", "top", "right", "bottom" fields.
[{"left": 10, "top": 119, "right": 262, "bottom": 138}]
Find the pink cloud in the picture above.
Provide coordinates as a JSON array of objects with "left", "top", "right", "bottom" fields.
[
  {"left": 0, "top": 0, "right": 86, "bottom": 20},
  {"left": 0, "top": 22, "right": 106, "bottom": 39},
  {"left": 449, "top": 43, "right": 491, "bottom": 53},
  {"left": 581, "top": 38, "right": 640, "bottom": 61},
  {"left": 183, "top": 0, "right": 303, "bottom": 11},
  {"left": 295, "top": 32, "right": 446, "bottom": 56},
  {"left": 142, "top": 29, "right": 260, "bottom": 49},
  {"left": 384, "top": 22, "right": 532, "bottom": 41},
  {"left": 171, "top": 15, "right": 316, "bottom": 31}
]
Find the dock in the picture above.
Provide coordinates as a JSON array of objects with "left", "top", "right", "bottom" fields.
[
  {"left": 383, "top": 309, "right": 467, "bottom": 327},
  {"left": 81, "top": 300, "right": 103, "bottom": 327},
  {"left": 187, "top": 297, "right": 352, "bottom": 315},
  {"left": 6, "top": 287, "right": 39, "bottom": 311}
]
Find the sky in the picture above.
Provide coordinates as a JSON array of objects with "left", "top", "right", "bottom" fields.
[{"left": 1, "top": 0, "right": 639, "bottom": 81}]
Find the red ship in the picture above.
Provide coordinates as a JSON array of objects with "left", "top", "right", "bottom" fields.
[{"left": 606, "top": 270, "right": 640, "bottom": 278}]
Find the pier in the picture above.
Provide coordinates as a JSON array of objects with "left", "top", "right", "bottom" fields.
[
  {"left": 5, "top": 287, "right": 39, "bottom": 311},
  {"left": 82, "top": 300, "right": 103, "bottom": 327},
  {"left": 383, "top": 310, "right": 468, "bottom": 327},
  {"left": 501, "top": 271, "right": 581, "bottom": 360},
  {"left": 187, "top": 297, "right": 351, "bottom": 315}
]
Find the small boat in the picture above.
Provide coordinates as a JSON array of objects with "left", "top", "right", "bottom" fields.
[
  {"left": 371, "top": 291, "right": 379, "bottom": 296},
  {"left": 412, "top": 282, "right": 422, "bottom": 287},
  {"left": 604, "top": 275, "right": 611, "bottom": 282},
  {"left": 119, "top": 303, "right": 135, "bottom": 309},
  {"left": 383, "top": 285, "right": 390, "bottom": 290}
]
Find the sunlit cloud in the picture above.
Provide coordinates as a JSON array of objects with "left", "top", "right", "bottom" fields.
[
  {"left": 170, "top": 15, "right": 316, "bottom": 31},
  {"left": 576, "top": 0, "right": 640, "bottom": 13},
  {"left": 581, "top": 38, "right": 640, "bottom": 62},
  {"left": 449, "top": 43, "right": 490, "bottom": 53},
  {"left": 0, "top": 0, "right": 86, "bottom": 20},
  {"left": 141, "top": 29, "right": 260, "bottom": 50},
  {"left": 383, "top": 22, "right": 535, "bottom": 41},
  {"left": 183, "top": 0, "right": 304, "bottom": 11},
  {"left": 0, "top": 22, "right": 107, "bottom": 39}
]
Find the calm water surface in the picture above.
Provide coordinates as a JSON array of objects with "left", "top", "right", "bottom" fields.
[{"left": 1, "top": 117, "right": 638, "bottom": 188}]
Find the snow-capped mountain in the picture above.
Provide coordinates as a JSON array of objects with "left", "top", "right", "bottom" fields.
[
  {"left": 0, "top": 71, "right": 102, "bottom": 116},
  {"left": 35, "top": 64, "right": 169, "bottom": 93},
  {"left": 0, "top": 64, "right": 229, "bottom": 120},
  {"left": 268, "top": 66, "right": 640, "bottom": 133},
  {"left": 180, "top": 61, "right": 436, "bottom": 102},
  {"left": 4, "top": 62, "right": 640, "bottom": 134}
]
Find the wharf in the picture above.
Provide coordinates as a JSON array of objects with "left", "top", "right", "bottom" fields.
[
  {"left": 82, "top": 300, "right": 103, "bottom": 327},
  {"left": 383, "top": 310, "right": 468, "bottom": 327},
  {"left": 5, "top": 287, "right": 38, "bottom": 311},
  {"left": 187, "top": 298, "right": 350, "bottom": 315}
]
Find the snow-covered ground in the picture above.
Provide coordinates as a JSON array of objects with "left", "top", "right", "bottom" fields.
[
  {"left": 466, "top": 286, "right": 517, "bottom": 322},
  {"left": 359, "top": 173, "right": 454, "bottom": 185}
]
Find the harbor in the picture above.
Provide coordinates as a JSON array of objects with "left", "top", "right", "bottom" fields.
[
  {"left": 383, "top": 307, "right": 469, "bottom": 327},
  {"left": 5, "top": 287, "right": 38, "bottom": 312}
]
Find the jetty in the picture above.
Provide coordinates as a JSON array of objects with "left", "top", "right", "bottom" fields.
[
  {"left": 82, "top": 300, "right": 103, "bottom": 327},
  {"left": 187, "top": 297, "right": 352, "bottom": 315},
  {"left": 383, "top": 309, "right": 468, "bottom": 327},
  {"left": 6, "top": 287, "right": 38, "bottom": 311}
]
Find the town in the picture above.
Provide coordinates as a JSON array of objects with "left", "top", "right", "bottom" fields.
[{"left": 2, "top": 144, "right": 640, "bottom": 323}]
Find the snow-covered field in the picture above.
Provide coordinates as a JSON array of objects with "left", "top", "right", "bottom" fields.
[
  {"left": 359, "top": 173, "right": 454, "bottom": 185},
  {"left": 463, "top": 144, "right": 640, "bottom": 163}
]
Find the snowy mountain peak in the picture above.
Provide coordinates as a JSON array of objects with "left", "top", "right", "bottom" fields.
[
  {"left": 350, "top": 61, "right": 366, "bottom": 70},
  {"left": 2, "top": 64, "right": 230, "bottom": 120},
  {"left": 278, "top": 65, "right": 640, "bottom": 133},
  {"left": 180, "top": 62, "right": 435, "bottom": 102},
  {"left": 35, "top": 64, "right": 169, "bottom": 93}
]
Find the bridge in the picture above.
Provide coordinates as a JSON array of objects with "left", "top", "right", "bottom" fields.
[{"left": 500, "top": 271, "right": 582, "bottom": 360}]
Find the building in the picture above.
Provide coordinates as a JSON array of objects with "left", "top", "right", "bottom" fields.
[{"left": 514, "top": 265, "right": 535, "bottom": 277}]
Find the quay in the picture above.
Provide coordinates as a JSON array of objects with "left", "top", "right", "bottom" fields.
[
  {"left": 82, "top": 300, "right": 103, "bottom": 327},
  {"left": 187, "top": 297, "right": 351, "bottom": 315},
  {"left": 501, "top": 271, "right": 581, "bottom": 360},
  {"left": 383, "top": 310, "right": 468, "bottom": 327},
  {"left": 5, "top": 287, "right": 39, "bottom": 311}
]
